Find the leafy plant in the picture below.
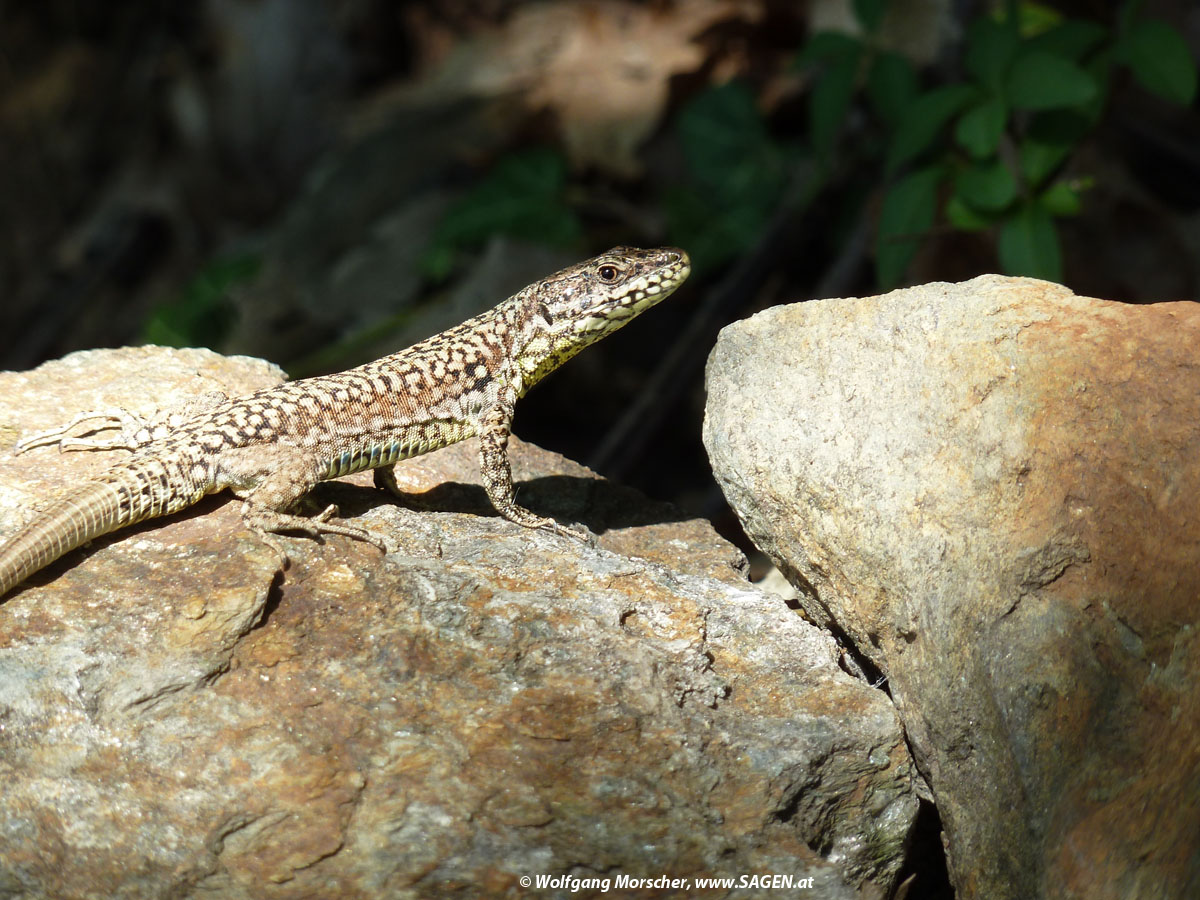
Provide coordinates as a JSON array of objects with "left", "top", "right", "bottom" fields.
[
  {"left": 421, "top": 148, "right": 583, "bottom": 280},
  {"left": 666, "top": 82, "right": 792, "bottom": 274},
  {"left": 801, "top": 0, "right": 1197, "bottom": 286},
  {"left": 142, "top": 254, "right": 260, "bottom": 348}
]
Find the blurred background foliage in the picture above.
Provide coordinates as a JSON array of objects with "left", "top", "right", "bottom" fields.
[{"left": 1, "top": 0, "right": 1197, "bottom": 540}]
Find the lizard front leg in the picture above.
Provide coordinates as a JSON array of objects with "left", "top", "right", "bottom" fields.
[
  {"left": 373, "top": 463, "right": 406, "bottom": 499},
  {"left": 477, "top": 402, "right": 590, "bottom": 541}
]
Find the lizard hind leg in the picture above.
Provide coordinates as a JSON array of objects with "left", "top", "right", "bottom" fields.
[
  {"left": 218, "top": 444, "right": 388, "bottom": 566},
  {"left": 14, "top": 391, "right": 230, "bottom": 454},
  {"left": 16, "top": 408, "right": 159, "bottom": 453},
  {"left": 240, "top": 501, "right": 388, "bottom": 558}
]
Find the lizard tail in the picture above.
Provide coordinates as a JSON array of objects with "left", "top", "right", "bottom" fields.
[{"left": 0, "top": 458, "right": 205, "bottom": 598}]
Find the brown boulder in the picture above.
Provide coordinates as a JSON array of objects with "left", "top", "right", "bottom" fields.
[
  {"left": 704, "top": 275, "right": 1200, "bottom": 899},
  {"left": 0, "top": 347, "right": 917, "bottom": 899}
]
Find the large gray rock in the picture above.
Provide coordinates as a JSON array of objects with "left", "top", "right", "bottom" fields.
[
  {"left": 0, "top": 347, "right": 917, "bottom": 899},
  {"left": 704, "top": 275, "right": 1200, "bottom": 899}
]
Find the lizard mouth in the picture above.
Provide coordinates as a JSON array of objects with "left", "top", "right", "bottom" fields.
[{"left": 590, "top": 249, "right": 691, "bottom": 325}]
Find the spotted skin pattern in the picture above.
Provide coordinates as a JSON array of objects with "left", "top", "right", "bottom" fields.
[{"left": 0, "top": 246, "right": 690, "bottom": 597}]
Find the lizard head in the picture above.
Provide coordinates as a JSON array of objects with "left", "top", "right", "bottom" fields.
[{"left": 516, "top": 246, "right": 691, "bottom": 389}]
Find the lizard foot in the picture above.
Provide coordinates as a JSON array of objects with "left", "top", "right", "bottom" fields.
[
  {"left": 243, "top": 502, "right": 389, "bottom": 555},
  {"left": 541, "top": 519, "right": 595, "bottom": 545},
  {"left": 15, "top": 392, "right": 229, "bottom": 454},
  {"left": 498, "top": 504, "right": 594, "bottom": 545},
  {"left": 16, "top": 409, "right": 154, "bottom": 453}
]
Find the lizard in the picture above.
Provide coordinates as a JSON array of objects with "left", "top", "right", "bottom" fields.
[{"left": 0, "top": 245, "right": 690, "bottom": 598}]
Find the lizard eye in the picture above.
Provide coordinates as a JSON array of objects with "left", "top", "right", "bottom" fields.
[{"left": 597, "top": 264, "right": 621, "bottom": 283}]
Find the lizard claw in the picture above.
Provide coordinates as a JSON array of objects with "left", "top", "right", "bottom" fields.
[{"left": 543, "top": 519, "right": 596, "bottom": 546}]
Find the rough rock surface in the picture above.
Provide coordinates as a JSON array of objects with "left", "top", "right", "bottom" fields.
[
  {"left": 0, "top": 347, "right": 917, "bottom": 899},
  {"left": 703, "top": 275, "right": 1200, "bottom": 900}
]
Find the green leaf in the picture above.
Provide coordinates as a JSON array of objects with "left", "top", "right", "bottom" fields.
[
  {"left": 853, "top": 0, "right": 886, "bottom": 33},
  {"left": 669, "top": 83, "right": 788, "bottom": 270},
  {"left": 868, "top": 52, "right": 919, "bottom": 125},
  {"left": 431, "top": 148, "right": 581, "bottom": 250},
  {"left": 143, "top": 255, "right": 258, "bottom": 347},
  {"left": 1078, "top": 51, "right": 1113, "bottom": 123},
  {"left": 796, "top": 31, "right": 861, "bottom": 67},
  {"left": 945, "top": 192, "right": 995, "bottom": 231},
  {"left": 1007, "top": 51, "right": 1098, "bottom": 109},
  {"left": 677, "top": 82, "right": 785, "bottom": 205},
  {"left": 1116, "top": 0, "right": 1140, "bottom": 35},
  {"left": 955, "top": 96, "right": 1008, "bottom": 158},
  {"left": 1040, "top": 179, "right": 1088, "bottom": 216},
  {"left": 811, "top": 45, "right": 863, "bottom": 161},
  {"left": 997, "top": 201, "right": 1062, "bottom": 280},
  {"left": 1118, "top": 19, "right": 1198, "bottom": 106},
  {"left": 1016, "top": 2, "right": 1066, "bottom": 36},
  {"left": 1018, "top": 134, "right": 1074, "bottom": 187},
  {"left": 1027, "top": 20, "right": 1107, "bottom": 62},
  {"left": 679, "top": 82, "right": 767, "bottom": 185},
  {"left": 954, "top": 159, "right": 1017, "bottom": 212},
  {"left": 965, "top": 17, "right": 1020, "bottom": 89},
  {"left": 1026, "top": 109, "right": 1093, "bottom": 145},
  {"left": 885, "top": 83, "right": 978, "bottom": 175},
  {"left": 665, "top": 187, "right": 772, "bottom": 273},
  {"left": 421, "top": 244, "right": 456, "bottom": 283},
  {"left": 875, "top": 167, "right": 943, "bottom": 288},
  {"left": 424, "top": 148, "right": 582, "bottom": 276}
]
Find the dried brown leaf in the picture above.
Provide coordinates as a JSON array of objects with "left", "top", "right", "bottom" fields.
[{"left": 423, "top": 0, "right": 763, "bottom": 176}]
